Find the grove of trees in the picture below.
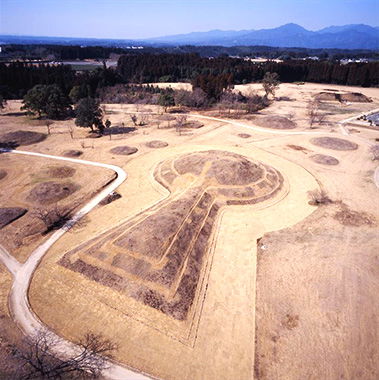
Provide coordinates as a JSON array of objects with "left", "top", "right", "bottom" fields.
[{"left": 21, "top": 84, "right": 71, "bottom": 119}]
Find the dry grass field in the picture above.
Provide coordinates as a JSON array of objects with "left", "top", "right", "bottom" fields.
[{"left": 0, "top": 82, "right": 378, "bottom": 380}]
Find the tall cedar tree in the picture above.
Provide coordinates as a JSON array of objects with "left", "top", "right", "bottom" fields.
[{"left": 74, "top": 97, "right": 103, "bottom": 132}]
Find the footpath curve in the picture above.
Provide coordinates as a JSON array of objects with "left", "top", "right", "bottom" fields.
[{"left": 0, "top": 148, "right": 149, "bottom": 380}]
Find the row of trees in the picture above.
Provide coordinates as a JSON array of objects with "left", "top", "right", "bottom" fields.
[
  {"left": 1, "top": 54, "right": 378, "bottom": 102},
  {"left": 0, "top": 62, "right": 120, "bottom": 99},
  {"left": 117, "top": 53, "right": 379, "bottom": 87},
  {"left": 20, "top": 83, "right": 109, "bottom": 134},
  {"left": 2, "top": 43, "right": 378, "bottom": 63}
]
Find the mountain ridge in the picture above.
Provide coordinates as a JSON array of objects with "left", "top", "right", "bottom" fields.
[
  {"left": 1, "top": 24, "right": 378, "bottom": 50},
  {"left": 145, "top": 23, "right": 379, "bottom": 50}
]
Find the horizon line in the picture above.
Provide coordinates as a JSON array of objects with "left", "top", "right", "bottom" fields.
[{"left": 1, "top": 23, "right": 378, "bottom": 42}]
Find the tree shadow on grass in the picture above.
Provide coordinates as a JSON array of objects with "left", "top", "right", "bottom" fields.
[
  {"left": 0, "top": 141, "right": 20, "bottom": 152},
  {"left": 104, "top": 126, "right": 137, "bottom": 136}
]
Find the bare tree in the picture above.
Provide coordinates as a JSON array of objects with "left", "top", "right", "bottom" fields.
[
  {"left": 176, "top": 115, "right": 187, "bottom": 136},
  {"left": 370, "top": 144, "right": 379, "bottom": 161},
  {"left": 262, "top": 72, "right": 280, "bottom": 99},
  {"left": 45, "top": 120, "right": 53, "bottom": 135},
  {"left": 12, "top": 329, "right": 117, "bottom": 379},
  {"left": 130, "top": 114, "right": 138, "bottom": 126},
  {"left": 245, "top": 91, "right": 270, "bottom": 114},
  {"left": 104, "top": 119, "right": 112, "bottom": 140},
  {"left": 307, "top": 100, "right": 326, "bottom": 129},
  {"left": 67, "top": 125, "right": 74, "bottom": 139},
  {"left": 139, "top": 113, "right": 149, "bottom": 126},
  {"left": 32, "top": 205, "right": 73, "bottom": 233},
  {"left": 307, "top": 189, "right": 332, "bottom": 206}
]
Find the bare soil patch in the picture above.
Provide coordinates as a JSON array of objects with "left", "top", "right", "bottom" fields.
[
  {"left": 27, "top": 181, "right": 80, "bottom": 204},
  {"left": 63, "top": 150, "right": 83, "bottom": 157},
  {"left": 0, "top": 170, "right": 7, "bottom": 180},
  {"left": 183, "top": 120, "right": 204, "bottom": 129},
  {"left": 0, "top": 207, "right": 27, "bottom": 229},
  {"left": 0, "top": 130, "right": 47, "bottom": 146},
  {"left": 255, "top": 116, "right": 297, "bottom": 129},
  {"left": 287, "top": 145, "right": 309, "bottom": 152},
  {"left": 310, "top": 154, "right": 339, "bottom": 165},
  {"left": 99, "top": 191, "right": 122, "bottom": 206},
  {"left": 310, "top": 137, "right": 358, "bottom": 151},
  {"left": 334, "top": 205, "right": 376, "bottom": 227},
  {"left": 109, "top": 146, "right": 138, "bottom": 155},
  {"left": 238, "top": 133, "right": 251, "bottom": 139},
  {"left": 146, "top": 140, "right": 169, "bottom": 148},
  {"left": 316, "top": 92, "right": 372, "bottom": 103}
]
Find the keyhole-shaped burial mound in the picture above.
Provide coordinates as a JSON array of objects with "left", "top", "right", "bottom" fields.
[{"left": 61, "top": 151, "right": 283, "bottom": 321}]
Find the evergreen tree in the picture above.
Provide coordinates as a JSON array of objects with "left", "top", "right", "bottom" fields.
[
  {"left": 21, "top": 84, "right": 71, "bottom": 119},
  {"left": 74, "top": 97, "right": 103, "bottom": 132}
]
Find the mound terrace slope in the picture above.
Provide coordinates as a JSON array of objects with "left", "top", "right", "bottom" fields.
[{"left": 60, "top": 150, "right": 283, "bottom": 333}]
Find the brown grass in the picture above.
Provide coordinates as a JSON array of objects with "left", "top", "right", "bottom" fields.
[
  {"left": 310, "top": 154, "right": 339, "bottom": 165},
  {"left": 254, "top": 116, "right": 297, "bottom": 130},
  {"left": 238, "top": 133, "right": 251, "bottom": 139},
  {"left": 334, "top": 206, "right": 376, "bottom": 227},
  {"left": 145, "top": 141, "right": 169, "bottom": 148},
  {"left": 109, "top": 146, "right": 138, "bottom": 155},
  {"left": 0, "top": 130, "right": 47, "bottom": 146},
  {"left": 0, "top": 207, "right": 27, "bottom": 229},
  {"left": 27, "top": 181, "right": 80, "bottom": 204},
  {"left": 310, "top": 137, "right": 358, "bottom": 151},
  {"left": 287, "top": 145, "right": 308, "bottom": 152},
  {"left": 316, "top": 92, "right": 372, "bottom": 103},
  {"left": 44, "top": 166, "right": 76, "bottom": 178},
  {"left": 63, "top": 150, "right": 83, "bottom": 157}
]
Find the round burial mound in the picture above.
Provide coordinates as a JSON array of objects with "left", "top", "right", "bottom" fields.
[
  {"left": 44, "top": 166, "right": 76, "bottom": 178},
  {"left": 310, "top": 154, "right": 339, "bottom": 165},
  {"left": 110, "top": 146, "right": 138, "bottom": 155},
  {"left": 0, "top": 170, "right": 7, "bottom": 180},
  {"left": 155, "top": 150, "right": 284, "bottom": 205},
  {"left": 316, "top": 92, "right": 371, "bottom": 103},
  {"left": 310, "top": 137, "right": 358, "bottom": 151},
  {"left": 0, "top": 207, "right": 27, "bottom": 229},
  {"left": 63, "top": 150, "right": 83, "bottom": 157},
  {"left": 0, "top": 130, "right": 47, "bottom": 146},
  {"left": 238, "top": 133, "right": 251, "bottom": 139},
  {"left": 27, "top": 181, "right": 80, "bottom": 204},
  {"left": 146, "top": 140, "right": 169, "bottom": 148},
  {"left": 255, "top": 116, "right": 297, "bottom": 130}
]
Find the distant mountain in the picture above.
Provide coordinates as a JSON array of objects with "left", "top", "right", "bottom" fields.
[
  {"left": 145, "top": 23, "right": 379, "bottom": 50},
  {"left": 0, "top": 34, "right": 146, "bottom": 47},
  {"left": 1, "top": 24, "right": 378, "bottom": 50}
]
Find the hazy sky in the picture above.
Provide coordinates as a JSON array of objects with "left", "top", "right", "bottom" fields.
[{"left": 1, "top": 0, "right": 378, "bottom": 39}]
